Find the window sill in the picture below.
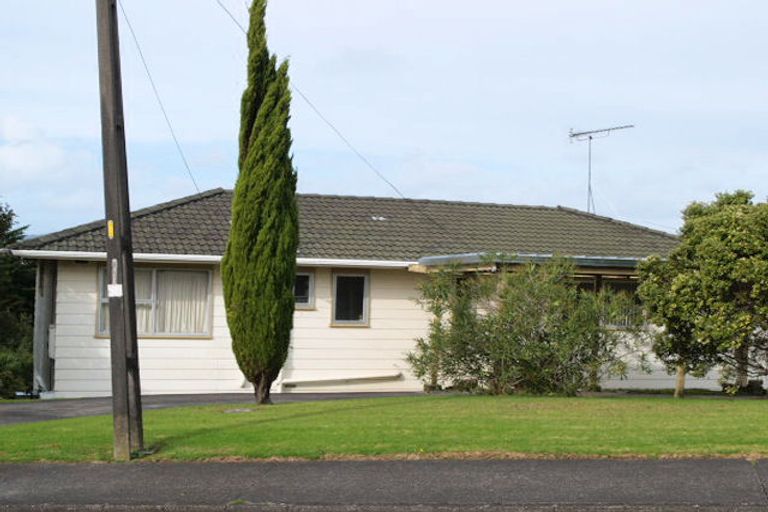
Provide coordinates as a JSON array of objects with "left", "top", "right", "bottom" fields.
[
  {"left": 94, "top": 334, "right": 214, "bottom": 340},
  {"left": 330, "top": 322, "right": 370, "bottom": 328}
]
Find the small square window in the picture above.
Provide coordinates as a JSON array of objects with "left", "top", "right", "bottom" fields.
[
  {"left": 332, "top": 272, "right": 369, "bottom": 325},
  {"left": 294, "top": 272, "right": 315, "bottom": 309}
]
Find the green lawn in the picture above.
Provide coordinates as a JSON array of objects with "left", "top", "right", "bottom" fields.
[{"left": 0, "top": 395, "right": 766, "bottom": 462}]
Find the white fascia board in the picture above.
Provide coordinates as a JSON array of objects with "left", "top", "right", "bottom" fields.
[
  {"left": 9, "top": 250, "right": 415, "bottom": 268},
  {"left": 8, "top": 250, "right": 219, "bottom": 264},
  {"left": 297, "top": 258, "right": 415, "bottom": 268},
  {"left": 7, "top": 250, "right": 105, "bottom": 261}
]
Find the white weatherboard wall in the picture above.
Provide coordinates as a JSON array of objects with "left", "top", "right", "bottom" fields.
[
  {"left": 50, "top": 261, "right": 722, "bottom": 398},
  {"left": 600, "top": 331, "right": 721, "bottom": 391},
  {"left": 283, "top": 268, "right": 427, "bottom": 392},
  {"left": 50, "top": 262, "right": 428, "bottom": 398},
  {"left": 602, "top": 366, "right": 721, "bottom": 391}
]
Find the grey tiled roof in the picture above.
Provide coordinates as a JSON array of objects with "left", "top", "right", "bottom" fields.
[{"left": 13, "top": 188, "right": 678, "bottom": 261}]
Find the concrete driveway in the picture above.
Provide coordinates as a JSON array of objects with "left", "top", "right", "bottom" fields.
[{"left": 0, "top": 392, "right": 420, "bottom": 426}]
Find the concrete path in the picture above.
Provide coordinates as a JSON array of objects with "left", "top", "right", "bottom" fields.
[
  {"left": 0, "top": 393, "right": 419, "bottom": 426},
  {"left": 1, "top": 459, "right": 767, "bottom": 511}
]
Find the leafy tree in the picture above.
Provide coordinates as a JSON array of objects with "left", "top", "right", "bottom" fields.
[
  {"left": 683, "top": 191, "right": 768, "bottom": 389},
  {"left": 409, "top": 259, "right": 642, "bottom": 395},
  {"left": 638, "top": 256, "right": 720, "bottom": 398},
  {"left": 639, "top": 191, "right": 768, "bottom": 394},
  {"left": 0, "top": 203, "right": 35, "bottom": 398},
  {"left": 222, "top": 0, "right": 298, "bottom": 404}
]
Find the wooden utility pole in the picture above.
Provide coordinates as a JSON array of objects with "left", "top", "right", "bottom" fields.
[{"left": 95, "top": 0, "right": 144, "bottom": 461}]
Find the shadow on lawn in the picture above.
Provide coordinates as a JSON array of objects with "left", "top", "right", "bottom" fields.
[{"left": 145, "top": 397, "right": 426, "bottom": 457}]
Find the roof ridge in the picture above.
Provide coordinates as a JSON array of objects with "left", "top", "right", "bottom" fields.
[
  {"left": 293, "top": 192, "right": 560, "bottom": 211},
  {"left": 14, "top": 188, "right": 228, "bottom": 250},
  {"left": 555, "top": 205, "right": 679, "bottom": 240}
]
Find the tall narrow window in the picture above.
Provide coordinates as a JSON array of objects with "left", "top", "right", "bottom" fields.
[
  {"left": 134, "top": 269, "right": 154, "bottom": 333},
  {"left": 332, "top": 272, "right": 369, "bottom": 325},
  {"left": 99, "top": 267, "right": 211, "bottom": 337},
  {"left": 100, "top": 269, "right": 153, "bottom": 335},
  {"left": 294, "top": 271, "right": 315, "bottom": 309}
]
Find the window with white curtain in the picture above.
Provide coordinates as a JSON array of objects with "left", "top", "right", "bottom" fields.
[{"left": 99, "top": 267, "right": 211, "bottom": 337}]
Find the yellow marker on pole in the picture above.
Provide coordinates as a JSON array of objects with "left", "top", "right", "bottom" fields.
[{"left": 107, "top": 220, "right": 115, "bottom": 239}]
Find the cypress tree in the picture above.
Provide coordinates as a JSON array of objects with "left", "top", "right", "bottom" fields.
[{"left": 222, "top": 0, "right": 298, "bottom": 404}]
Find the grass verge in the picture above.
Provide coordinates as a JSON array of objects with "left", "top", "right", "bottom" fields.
[{"left": 0, "top": 395, "right": 766, "bottom": 462}]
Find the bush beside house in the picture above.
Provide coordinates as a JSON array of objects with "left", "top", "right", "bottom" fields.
[{"left": 408, "top": 259, "right": 644, "bottom": 395}]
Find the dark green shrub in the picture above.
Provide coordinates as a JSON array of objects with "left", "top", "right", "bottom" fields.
[
  {"left": 0, "top": 203, "right": 35, "bottom": 398},
  {"left": 409, "top": 259, "right": 643, "bottom": 395}
]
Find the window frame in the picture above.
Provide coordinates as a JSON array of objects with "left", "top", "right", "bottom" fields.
[
  {"left": 294, "top": 270, "right": 316, "bottom": 310},
  {"left": 97, "top": 266, "right": 214, "bottom": 339},
  {"left": 599, "top": 277, "right": 644, "bottom": 329},
  {"left": 331, "top": 270, "right": 370, "bottom": 327}
]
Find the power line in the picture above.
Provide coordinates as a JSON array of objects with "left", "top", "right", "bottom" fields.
[
  {"left": 292, "top": 87, "right": 408, "bottom": 200},
  {"left": 214, "top": 0, "right": 247, "bottom": 33},
  {"left": 213, "top": 0, "right": 452, "bottom": 237},
  {"left": 117, "top": 0, "right": 201, "bottom": 193}
]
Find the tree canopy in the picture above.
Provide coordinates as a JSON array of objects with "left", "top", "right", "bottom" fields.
[
  {"left": 0, "top": 203, "right": 35, "bottom": 397},
  {"left": 638, "top": 191, "right": 768, "bottom": 393},
  {"left": 222, "top": 0, "right": 298, "bottom": 404}
]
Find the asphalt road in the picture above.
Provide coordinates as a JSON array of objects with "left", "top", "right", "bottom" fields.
[
  {"left": 0, "top": 393, "right": 419, "bottom": 425},
  {"left": 1, "top": 459, "right": 767, "bottom": 511}
]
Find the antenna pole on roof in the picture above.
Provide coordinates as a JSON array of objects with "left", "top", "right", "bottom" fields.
[
  {"left": 95, "top": 0, "right": 144, "bottom": 461},
  {"left": 569, "top": 124, "right": 634, "bottom": 214}
]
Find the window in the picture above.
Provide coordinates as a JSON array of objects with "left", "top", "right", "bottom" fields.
[
  {"left": 601, "top": 278, "right": 643, "bottom": 328},
  {"left": 332, "top": 272, "right": 369, "bottom": 325},
  {"left": 99, "top": 268, "right": 211, "bottom": 337},
  {"left": 294, "top": 271, "right": 315, "bottom": 309},
  {"left": 602, "top": 279, "right": 639, "bottom": 297},
  {"left": 574, "top": 276, "right": 596, "bottom": 292}
]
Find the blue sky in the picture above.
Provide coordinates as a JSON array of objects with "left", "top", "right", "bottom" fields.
[{"left": 2, "top": 1, "right": 767, "bottom": 235}]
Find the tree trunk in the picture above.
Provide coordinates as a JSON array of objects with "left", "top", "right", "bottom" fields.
[
  {"left": 735, "top": 345, "right": 749, "bottom": 389},
  {"left": 587, "top": 364, "right": 601, "bottom": 392},
  {"left": 428, "top": 366, "right": 438, "bottom": 392},
  {"left": 673, "top": 364, "right": 686, "bottom": 398},
  {"left": 254, "top": 373, "right": 273, "bottom": 405},
  {"left": 428, "top": 343, "right": 439, "bottom": 392}
]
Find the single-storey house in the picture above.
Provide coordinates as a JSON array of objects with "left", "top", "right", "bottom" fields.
[{"left": 7, "top": 188, "right": 722, "bottom": 398}]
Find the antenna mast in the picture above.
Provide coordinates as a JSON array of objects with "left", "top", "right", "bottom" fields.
[{"left": 569, "top": 124, "right": 634, "bottom": 214}]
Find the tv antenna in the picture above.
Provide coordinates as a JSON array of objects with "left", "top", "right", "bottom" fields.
[{"left": 569, "top": 124, "right": 634, "bottom": 214}]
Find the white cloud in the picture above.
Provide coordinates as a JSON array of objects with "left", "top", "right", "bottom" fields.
[
  {"left": 0, "top": 141, "right": 68, "bottom": 180},
  {"left": 0, "top": 116, "right": 102, "bottom": 233},
  {"left": 0, "top": 115, "right": 84, "bottom": 185},
  {"left": 0, "top": 116, "right": 41, "bottom": 142}
]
